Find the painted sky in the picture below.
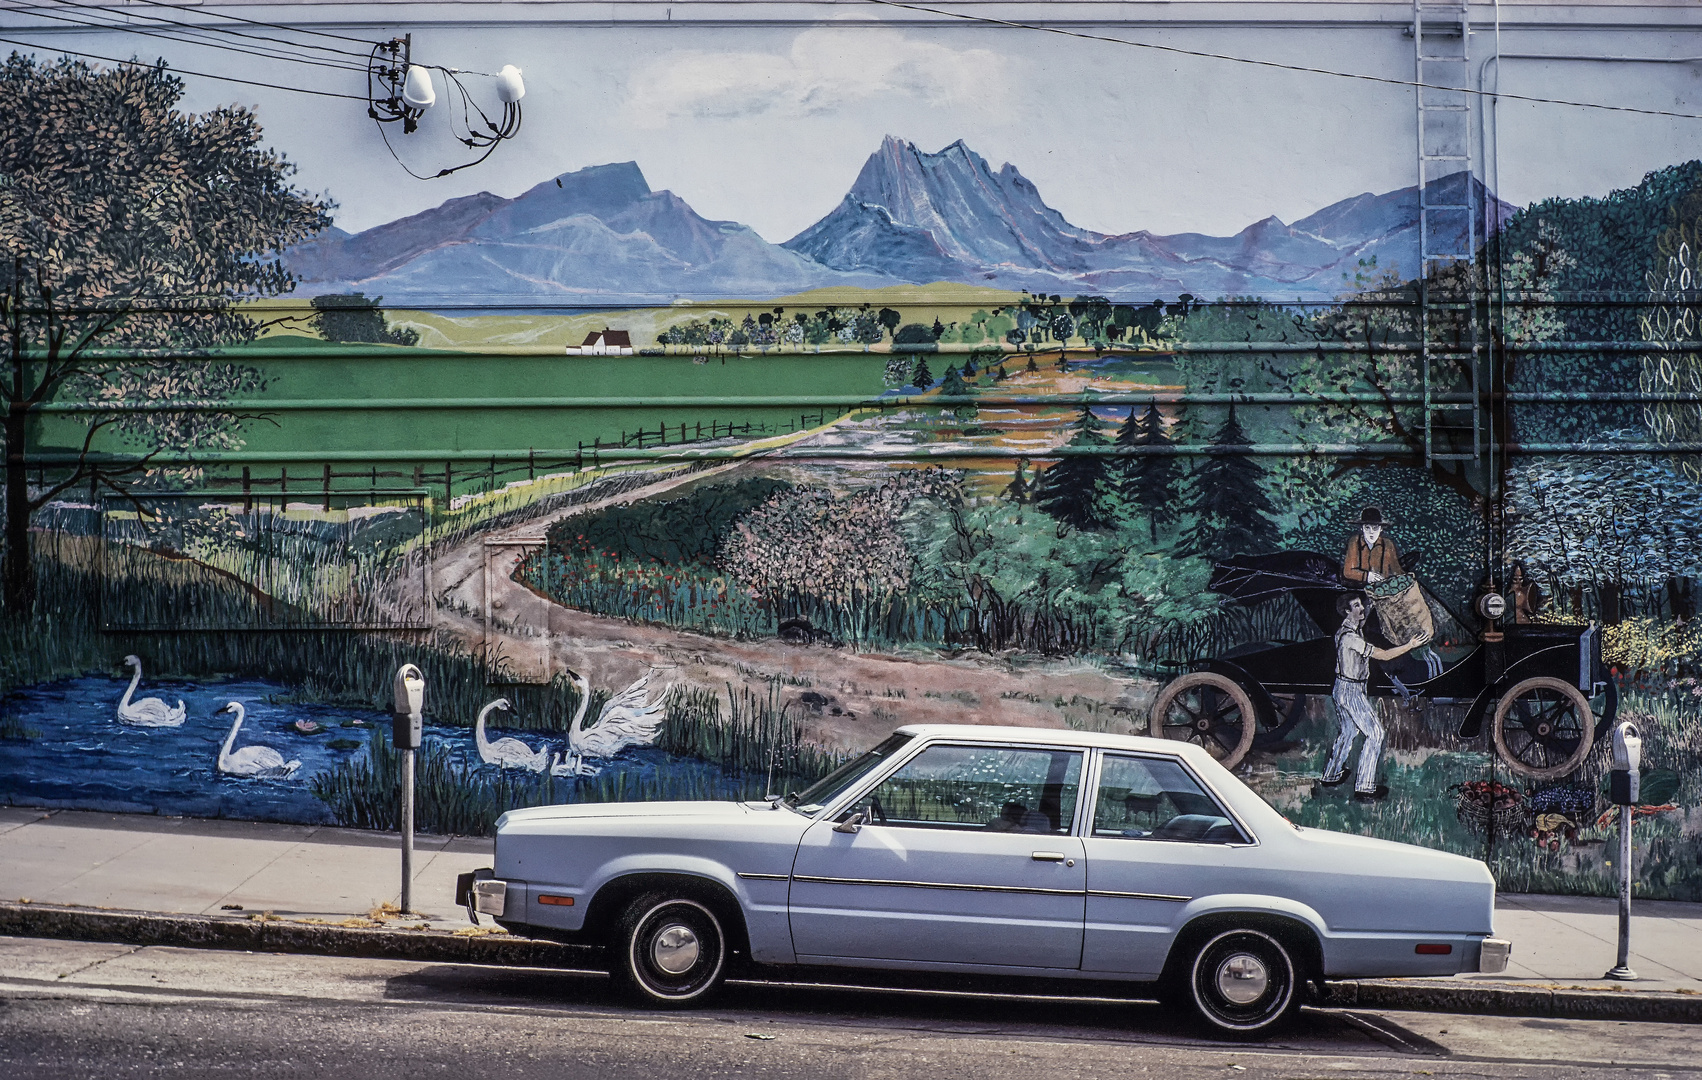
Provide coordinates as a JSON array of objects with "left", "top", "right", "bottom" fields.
[{"left": 6, "top": 14, "right": 1701, "bottom": 239}]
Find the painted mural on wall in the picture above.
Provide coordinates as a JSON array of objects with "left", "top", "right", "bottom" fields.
[{"left": 3, "top": 11, "right": 1701, "bottom": 903}]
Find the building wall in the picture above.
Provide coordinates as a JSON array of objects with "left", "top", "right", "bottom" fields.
[{"left": 3, "top": 0, "right": 1701, "bottom": 898}]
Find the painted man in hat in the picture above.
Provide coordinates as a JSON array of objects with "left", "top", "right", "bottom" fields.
[{"left": 1341, "top": 506, "right": 1404, "bottom": 587}]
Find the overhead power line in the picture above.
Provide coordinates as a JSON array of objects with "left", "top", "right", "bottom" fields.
[
  {"left": 0, "top": 34, "right": 369, "bottom": 99},
  {"left": 37, "top": 0, "right": 373, "bottom": 60},
  {"left": 116, "top": 0, "right": 376, "bottom": 49},
  {"left": 9, "top": 3, "right": 369, "bottom": 74},
  {"left": 862, "top": 0, "right": 1702, "bottom": 122}
]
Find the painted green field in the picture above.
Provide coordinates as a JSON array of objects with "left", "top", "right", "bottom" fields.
[{"left": 232, "top": 335, "right": 893, "bottom": 459}]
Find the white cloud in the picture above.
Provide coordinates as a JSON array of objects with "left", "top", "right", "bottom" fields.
[{"left": 623, "top": 26, "right": 1005, "bottom": 129}]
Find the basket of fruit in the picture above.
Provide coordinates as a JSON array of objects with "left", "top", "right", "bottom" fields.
[{"left": 1450, "top": 780, "right": 1526, "bottom": 833}]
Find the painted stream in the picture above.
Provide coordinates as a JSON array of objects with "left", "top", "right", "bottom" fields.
[{"left": 0, "top": 675, "right": 737, "bottom": 829}]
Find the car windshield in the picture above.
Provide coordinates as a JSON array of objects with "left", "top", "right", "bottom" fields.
[{"left": 783, "top": 733, "right": 913, "bottom": 813}]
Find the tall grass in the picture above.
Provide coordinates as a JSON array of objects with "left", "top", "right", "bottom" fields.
[
  {"left": 309, "top": 681, "right": 850, "bottom": 835},
  {"left": 659, "top": 682, "right": 846, "bottom": 793}
]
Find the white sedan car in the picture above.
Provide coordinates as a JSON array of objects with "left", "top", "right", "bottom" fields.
[{"left": 459, "top": 725, "right": 1508, "bottom": 1036}]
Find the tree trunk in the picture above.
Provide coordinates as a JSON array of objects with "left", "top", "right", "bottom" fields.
[{"left": 3, "top": 408, "right": 33, "bottom": 612}]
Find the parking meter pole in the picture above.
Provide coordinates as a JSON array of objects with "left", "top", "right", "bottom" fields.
[
  {"left": 1605, "top": 719, "right": 1641, "bottom": 981},
  {"left": 1606, "top": 804, "right": 1636, "bottom": 980},
  {"left": 391, "top": 664, "right": 426, "bottom": 918},
  {"left": 400, "top": 748, "right": 415, "bottom": 914}
]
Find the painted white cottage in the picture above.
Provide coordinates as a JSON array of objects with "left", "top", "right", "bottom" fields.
[{"left": 565, "top": 329, "right": 634, "bottom": 356}]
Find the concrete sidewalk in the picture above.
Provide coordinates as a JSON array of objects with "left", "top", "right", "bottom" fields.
[{"left": 3, "top": 806, "right": 1701, "bottom": 1021}]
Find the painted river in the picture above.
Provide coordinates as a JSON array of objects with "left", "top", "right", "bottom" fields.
[{"left": 0, "top": 675, "right": 736, "bottom": 829}]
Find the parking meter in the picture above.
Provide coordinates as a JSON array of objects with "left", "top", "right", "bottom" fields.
[
  {"left": 1609, "top": 720, "right": 1643, "bottom": 805},
  {"left": 392, "top": 663, "right": 425, "bottom": 750},
  {"left": 1605, "top": 718, "right": 1643, "bottom": 980},
  {"left": 391, "top": 663, "right": 426, "bottom": 915}
]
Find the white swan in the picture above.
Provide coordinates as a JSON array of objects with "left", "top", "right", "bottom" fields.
[
  {"left": 474, "top": 698, "right": 549, "bottom": 772},
  {"left": 548, "top": 749, "right": 602, "bottom": 778},
  {"left": 116, "top": 655, "right": 186, "bottom": 727},
  {"left": 215, "top": 702, "right": 301, "bottom": 779},
  {"left": 565, "top": 669, "right": 669, "bottom": 760}
]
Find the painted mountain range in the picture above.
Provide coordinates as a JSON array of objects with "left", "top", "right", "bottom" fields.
[{"left": 286, "top": 136, "right": 1514, "bottom": 305}]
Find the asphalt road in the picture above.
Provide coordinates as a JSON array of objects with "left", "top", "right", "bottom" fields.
[{"left": 2, "top": 937, "right": 1700, "bottom": 1079}]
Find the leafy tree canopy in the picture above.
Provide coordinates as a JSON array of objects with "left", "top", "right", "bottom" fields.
[{"left": 0, "top": 53, "right": 332, "bottom": 607}]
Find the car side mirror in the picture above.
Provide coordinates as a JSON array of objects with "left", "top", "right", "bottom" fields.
[{"left": 833, "top": 811, "right": 867, "bottom": 835}]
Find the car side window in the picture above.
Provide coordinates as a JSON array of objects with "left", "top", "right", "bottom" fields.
[
  {"left": 1092, "top": 755, "right": 1246, "bottom": 843},
  {"left": 848, "top": 745, "right": 1083, "bottom": 834}
]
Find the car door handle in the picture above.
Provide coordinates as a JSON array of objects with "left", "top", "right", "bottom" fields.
[{"left": 1031, "top": 851, "right": 1067, "bottom": 861}]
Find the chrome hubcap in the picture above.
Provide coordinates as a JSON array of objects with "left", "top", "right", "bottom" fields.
[
  {"left": 651, "top": 923, "right": 700, "bottom": 975},
  {"left": 1216, "top": 953, "right": 1270, "bottom": 1004}
]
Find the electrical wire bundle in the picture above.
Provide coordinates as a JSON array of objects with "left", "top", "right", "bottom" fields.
[{"left": 0, "top": 0, "right": 526, "bottom": 176}]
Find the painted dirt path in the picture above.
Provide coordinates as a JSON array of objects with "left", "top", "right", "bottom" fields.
[{"left": 419, "top": 459, "right": 1158, "bottom": 754}]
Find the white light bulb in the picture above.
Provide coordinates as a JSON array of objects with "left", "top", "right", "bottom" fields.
[
  {"left": 402, "top": 65, "right": 436, "bottom": 110},
  {"left": 496, "top": 64, "right": 525, "bottom": 104}
]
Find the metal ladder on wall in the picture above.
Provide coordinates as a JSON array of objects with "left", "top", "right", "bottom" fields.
[{"left": 1413, "top": 0, "right": 1482, "bottom": 465}]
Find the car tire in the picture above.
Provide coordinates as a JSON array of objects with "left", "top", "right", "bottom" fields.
[
  {"left": 1185, "top": 928, "right": 1300, "bottom": 1037},
  {"left": 612, "top": 893, "right": 728, "bottom": 1006}
]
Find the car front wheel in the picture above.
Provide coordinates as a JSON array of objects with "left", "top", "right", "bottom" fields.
[
  {"left": 613, "top": 894, "right": 728, "bottom": 1006},
  {"left": 1186, "top": 928, "right": 1300, "bottom": 1037}
]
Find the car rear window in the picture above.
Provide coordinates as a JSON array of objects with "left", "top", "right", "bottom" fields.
[{"left": 1092, "top": 755, "right": 1246, "bottom": 843}]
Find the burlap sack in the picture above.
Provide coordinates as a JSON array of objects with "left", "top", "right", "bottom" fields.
[{"left": 1367, "top": 573, "right": 1434, "bottom": 643}]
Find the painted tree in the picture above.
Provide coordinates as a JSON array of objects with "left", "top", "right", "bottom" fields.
[
  {"left": 1116, "top": 400, "right": 1183, "bottom": 542},
  {"left": 1003, "top": 460, "right": 1030, "bottom": 503},
  {"left": 1033, "top": 404, "right": 1116, "bottom": 531},
  {"left": 311, "top": 293, "right": 419, "bottom": 346},
  {"left": 938, "top": 363, "right": 976, "bottom": 420},
  {"left": 1183, "top": 404, "right": 1281, "bottom": 561},
  {"left": 910, "top": 357, "right": 934, "bottom": 389},
  {"left": 1, "top": 55, "right": 332, "bottom": 609}
]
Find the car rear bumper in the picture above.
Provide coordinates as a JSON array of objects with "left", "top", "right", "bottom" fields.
[{"left": 1478, "top": 937, "right": 1512, "bottom": 974}]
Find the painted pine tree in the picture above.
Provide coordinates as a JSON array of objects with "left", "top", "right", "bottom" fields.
[
  {"left": 938, "top": 364, "right": 976, "bottom": 420},
  {"left": 1033, "top": 404, "right": 1116, "bottom": 530},
  {"left": 1003, "top": 460, "right": 1030, "bottom": 503},
  {"left": 1115, "top": 400, "right": 1183, "bottom": 542},
  {"left": 1184, "top": 403, "right": 1281, "bottom": 560}
]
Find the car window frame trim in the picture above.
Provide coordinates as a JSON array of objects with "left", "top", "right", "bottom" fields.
[
  {"left": 816, "top": 736, "right": 1091, "bottom": 836},
  {"left": 1082, "top": 747, "right": 1261, "bottom": 848}
]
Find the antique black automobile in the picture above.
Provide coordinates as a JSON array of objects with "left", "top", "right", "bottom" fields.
[{"left": 1150, "top": 551, "right": 1618, "bottom": 779}]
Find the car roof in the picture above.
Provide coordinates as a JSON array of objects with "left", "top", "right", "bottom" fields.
[{"left": 894, "top": 724, "right": 1202, "bottom": 758}]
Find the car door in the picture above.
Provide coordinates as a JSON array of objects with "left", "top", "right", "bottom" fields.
[
  {"left": 789, "top": 742, "right": 1087, "bottom": 970},
  {"left": 1081, "top": 752, "right": 1255, "bottom": 977}
]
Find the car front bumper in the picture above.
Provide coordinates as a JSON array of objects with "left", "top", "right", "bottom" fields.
[{"left": 454, "top": 869, "right": 507, "bottom": 923}]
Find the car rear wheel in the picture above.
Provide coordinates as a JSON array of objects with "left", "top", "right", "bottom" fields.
[
  {"left": 1186, "top": 928, "right": 1300, "bottom": 1037},
  {"left": 613, "top": 894, "right": 728, "bottom": 1006}
]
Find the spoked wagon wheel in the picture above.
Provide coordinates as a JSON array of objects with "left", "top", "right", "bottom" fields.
[
  {"left": 1152, "top": 672, "right": 1257, "bottom": 769},
  {"left": 1253, "top": 692, "right": 1309, "bottom": 749},
  {"left": 1492, "top": 676, "right": 1595, "bottom": 780}
]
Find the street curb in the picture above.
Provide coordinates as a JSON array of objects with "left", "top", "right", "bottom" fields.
[
  {"left": 0, "top": 902, "right": 596, "bottom": 970},
  {"left": 1329, "top": 978, "right": 1702, "bottom": 1024},
  {"left": 5, "top": 902, "right": 1699, "bottom": 1024}
]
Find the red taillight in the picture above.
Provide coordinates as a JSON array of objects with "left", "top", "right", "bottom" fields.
[
  {"left": 1415, "top": 943, "right": 1453, "bottom": 955},
  {"left": 538, "top": 894, "right": 575, "bottom": 907}
]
